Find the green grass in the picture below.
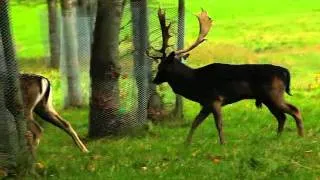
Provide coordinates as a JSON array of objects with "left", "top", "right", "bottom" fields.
[{"left": 9, "top": 0, "right": 320, "bottom": 179}]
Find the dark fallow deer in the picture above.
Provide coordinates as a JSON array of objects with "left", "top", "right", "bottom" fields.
[
  {"left": 148, "top": 9, "right": 303, "bottom": 145},
  {"left": 20, "top": 73, "right": 88, "bottom": 153}
]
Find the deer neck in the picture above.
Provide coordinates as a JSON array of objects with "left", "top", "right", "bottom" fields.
[{"left": 167, "top": 64, "right": 195, "bottom": 96}]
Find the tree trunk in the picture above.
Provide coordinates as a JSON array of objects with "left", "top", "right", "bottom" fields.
[
  {"left": 60, "top": 0, "right": 83, "bottom": 107},
  {"left": 87, "top": 0, "right": 97, "bottom": 44},
  {"left": 89, "top": 0, "right": 124, "bottom": 138},
  {"left": 130, "top": 0, "right": 149, "bottom": 124},
  {"left": 0, "top": 29, "right": 18, "bottom": 177},
  {"left": 47, "top": 0, "right": 61, "bottom": 69},
  {"left": 0, "top": 1, "right": 32, "bottom": 176},
  {"left": 173, "top": 0, "right": 185, "bottom": 120},
  {"left": 77, "top": 0, "right": 91, "bottom": 62}
]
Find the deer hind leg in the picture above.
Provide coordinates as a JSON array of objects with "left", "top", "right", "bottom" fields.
[
  {"left": 186, "top": 107, "right": 210, "bottom": 145},
  {"left": 24, "top": 86, "right": 44, "bottom": 148},
  {"left": 34, "top": 102, "right": 89, "bottom": 153},
  {"left": 212, "top": 99, "right": 224, "bottom": 144},
  {"left": 267, "top": 87, "right": 304, "bottom": 137},
  {"left": 24, "top": 110, "right": 43, "bottom": 144},
  {"left": 280, "top": 103, "right": 304, "bottom": 136},
  {"left": 264, "top": 102, "right": 287, "bottom": 134},
  {"left": 23, "top": 105, "right": 43, "bottom": 159}
]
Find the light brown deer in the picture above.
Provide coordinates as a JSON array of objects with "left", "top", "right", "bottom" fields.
[{"left": 20, "top": 73, "right": 88, "bottom": 153}]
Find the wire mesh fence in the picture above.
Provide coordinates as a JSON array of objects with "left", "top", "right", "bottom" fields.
[
  {"left": 0, "top": 0, "right": 32, "bottom": 175},
  {"left": 36, "top": 2, "right": 180, "bottom": 131},
  {"left": 1, "top": 1, "right": 181, "bottom": 172},
  {"left": 0, "top": 0, "right": 199, "bottom": 177}
]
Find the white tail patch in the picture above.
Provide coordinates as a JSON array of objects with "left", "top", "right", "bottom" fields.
[
  {"left": 29, "top": 78, "right": 49, "bottom": 112},
  {"left": 42, "top": 78, "right": 59, "bottom": 115}
]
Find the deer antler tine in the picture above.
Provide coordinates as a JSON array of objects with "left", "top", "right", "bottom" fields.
[
  {"left": 146, "top": 8, "right": 172, "bottom": 61},
  {"left": 175, "top": 9, "right": 213, "bottom": 56},
  {"left": 158, "top": 8, "right": 171, "bottom": 59},
  {"left": 146, "top": 8, "right": 173, "bottom": 61}
]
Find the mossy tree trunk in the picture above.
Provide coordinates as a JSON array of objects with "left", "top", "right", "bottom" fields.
[
  {"left": 130, "top": 0, "right": 149, "bottom": 124},
  {"left": 77, "top": 0, "right": 91, "bottom": 62},
  {"left": 172, "top": 0, "right": 185, "bottom": 120},
  {"left": 0, "top": 1, "right": 32, "bottom": 176},
  {"left": 47, "top": 0, "right": 61, "bottom": 69},
  {"left": 89, "top": 0, "right": 124, "bottom": 137},
  {"left": 60, "top": 0, "right": 83, "bottom": 107}
]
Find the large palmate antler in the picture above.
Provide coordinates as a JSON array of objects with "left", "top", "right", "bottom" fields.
[
  {"left": 146, "top": 8, "right": 172, "bottom": 61},
  {"left": 175, "top": 9, "right": 213, "bottom": 56},
  {"left": 147, "top": 8, "right": 212, "bottom": 61}
]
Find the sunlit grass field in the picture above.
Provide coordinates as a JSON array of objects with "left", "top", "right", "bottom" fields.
[{"left": 9, "top": 0, "right": 320, "bottom": 179}]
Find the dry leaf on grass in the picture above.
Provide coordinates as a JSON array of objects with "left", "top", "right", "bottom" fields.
[{"left": 207, "top": 155, "right": 223, "bottom": 164}]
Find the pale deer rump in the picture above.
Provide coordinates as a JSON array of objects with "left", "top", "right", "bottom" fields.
[{"left": 20, "top": 73, "right": 88, "bottom": 153}]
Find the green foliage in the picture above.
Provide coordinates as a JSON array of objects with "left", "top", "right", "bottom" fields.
[{"left": 9, "top": 0, "right": 320, "bottom": 179}]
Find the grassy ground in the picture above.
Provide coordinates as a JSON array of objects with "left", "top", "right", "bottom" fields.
[{"left": 9, "top": 0, "right": 320, "bottom": 179}]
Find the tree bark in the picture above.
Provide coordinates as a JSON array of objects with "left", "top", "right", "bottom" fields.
[
  {"left": 86, "top": 0, "right": 97, "bottom": 44},
  {"left": 173, "top": 0, "right": 185, "bottom": 120},
  {"left": 47, "top": 0, "right": 61, "bottom": 69},
  {"left": 0, "top": 29, "right": 18, "bottom": 177},
  {"left": 130, "top": 0, "right": 149, "bottom": 124},
  {"left": 0, "top": 1, "right": 32, "bottom": 175},
  {"left": 89, "top": 0, "right": 124, "bottom": 137},
  {"left": 60, "top": 0, "right": 83, "bottom": 107},
  {"left": 77, "top": 0, "right": 91, "bottom": 62}
]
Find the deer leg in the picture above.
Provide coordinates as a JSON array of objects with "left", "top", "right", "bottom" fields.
[
  {"left": 267, "top": 80, "right": 304, "bottom": 137},
  {"left": 24, "top": 130, "right": 36, "bottom": 158},
  {"left": 24, "top": 109, "right": 43, "bottom": 159},
  {"left": 186, "top": 107, "right": 210, "bottom": 145},
  {"left": 269, "top": 96, "right": 303, "bottom": 136},
  {"left": 34, "top": 105, "right": 89, "bottom": 153},
  {"left": 212, "top": 100, "right": 224, "bottom": 144},
  {"left": 264, "top": 102, "right": 287, "bottom": 134},
  {"left": 278, "top": 103, "right": 304, "bottom": 137},
  {"left": 24, "top": 109, "right": 43, "bottom": 146}
]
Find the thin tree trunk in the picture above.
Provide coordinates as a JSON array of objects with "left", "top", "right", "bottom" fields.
[
  {"left": 77, "top": 0, "right": 91, "bottom": 62},
  {"left": 89, "top": 0, "right": 124, "bottom": 137},
  {"left": 47, "top": 0, "right": 61, "bottom": 69},
  {"left": 130, "top": 0, "right": 148, "bottom": 124},
  {"left": 87, "top": 0, "right": 97, "bottom": 44},
  {"left": 173, "top": 0, "right": 185, "bottom": 119},
  {"left": 0, "top": 1, "right": 31, "bottom": 175},
  {"left": 60, "top": 0, "right": 83, "bottom": 107},
  {"left": 0, "top": 30, "right": 18, "bottom": 176}
]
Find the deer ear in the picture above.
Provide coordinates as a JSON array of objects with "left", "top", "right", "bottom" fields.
[
  {"left": 180, "top": 53, "right": 190, "bottom": 64},
  {"left": 182, "top": 53, "right": 190, "bottom": 60}
]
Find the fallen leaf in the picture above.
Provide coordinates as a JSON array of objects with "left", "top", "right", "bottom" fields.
[
  {"left": 208, "top": 155, "right": 223, "bottom": 164},
  {"left": 192, "top": 150, "right": 201, "bottom": 157},
  {"left": 87, "top": 163, "right": 96, "bottom": 172},
  {"left": 35, "top": 162, "right": 45, "bottom": 170},
  {"left": 0, "top": 168, "right": 8, "bottom": 177}
]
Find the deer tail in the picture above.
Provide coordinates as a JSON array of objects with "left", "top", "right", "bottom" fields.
[{"left": 282, "top": 69, "right": 292, "bottom": 96}]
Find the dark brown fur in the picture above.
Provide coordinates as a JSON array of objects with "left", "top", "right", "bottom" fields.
[{"left": 153, "top": 52, "right": 304, "bottom": 145}]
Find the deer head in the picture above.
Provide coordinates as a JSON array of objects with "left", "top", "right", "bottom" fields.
[{"left": 147, "top": 8, "right": 213, "bottom": 84}]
